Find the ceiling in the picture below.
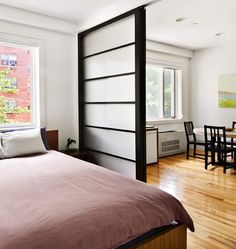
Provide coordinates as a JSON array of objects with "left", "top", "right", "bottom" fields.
[
  {"left": 147, "top": 0, "right": 236, "bottom": 50},
  {"left": 0, "top": 0, "right": 235, "bottom": 50},
  {"left": 0, "top": 0, "right": 151, "bottom": 25},
  {"left": 0, "top": 0, "right": 117, "bottom": 24}
]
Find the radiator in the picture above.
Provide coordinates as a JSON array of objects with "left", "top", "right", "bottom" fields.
[{"left": 158, "top": 130, "right": 186, "bottom": 157}]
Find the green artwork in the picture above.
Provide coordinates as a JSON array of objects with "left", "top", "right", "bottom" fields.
[{"left": 218, "top": 74, "right": 236, "bottom": 108}]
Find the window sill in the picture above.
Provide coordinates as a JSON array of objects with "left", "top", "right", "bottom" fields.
[
  {"left": 0, "top": 125, "right": 36, "bottom": 132},
  {"left": 147, "top": 118, "right": 183, "bottom": 126}
]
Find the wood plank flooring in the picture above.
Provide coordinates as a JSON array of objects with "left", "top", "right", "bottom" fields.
[{"left": 146, "top": 153, "right": 236, "bottom": 249}]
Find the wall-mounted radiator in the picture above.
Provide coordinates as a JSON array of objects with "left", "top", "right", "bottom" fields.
[{"left": 158, "top": 130, "right": 186, "bottom": 157}]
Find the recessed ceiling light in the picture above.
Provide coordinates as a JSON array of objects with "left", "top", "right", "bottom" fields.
[
  {"left": 176, "top": 17, "right": 187, "bottom": 22},
  {"left": 215, "top": 32, "right": 225, "bottom": 36},
  {"left": 192, "top": 22, "right": 198, "bottom": 25}
]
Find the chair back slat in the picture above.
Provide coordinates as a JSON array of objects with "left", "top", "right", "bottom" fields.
[{"left": 184, "top": 121, "right": 196, "bottom": 141}]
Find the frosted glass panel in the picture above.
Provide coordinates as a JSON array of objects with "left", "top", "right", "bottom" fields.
[
  {"left": 84, "top": 127, "right": 135, "bottom": 160},
  {"left": 85, "top": 45, "right": 134, "bottom": 79},
  {"left": 85, "top": 75, "right": 135, "bottom": 102},
  {"left": 85, "top": 104, "right": 135, "bottom": 130},
  {"left": 84, "top": 15, "right": 134, "bottom": 57},
  {"left": 90, "top": 152, "right": 136, "bottom": 178}
]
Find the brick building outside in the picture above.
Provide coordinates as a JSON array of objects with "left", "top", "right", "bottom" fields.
[{"left": 0, "top": 44, "right": 32, "bottom": 124}]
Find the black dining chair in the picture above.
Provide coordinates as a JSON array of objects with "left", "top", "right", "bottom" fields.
[
  {"left": 232, "top": 121, "right": 236, "bottom": 129},
  {"left": 204, "top": 125, "right": 236, "bottom": 173},
  {"left": 231, "top": 121, "right": 236, "bottom": 146},
  {"left": 228, "top": 121, "right": 236, "bottom": 157},
  {"left": 225, "top": 121, "right": 236, "bottom": 157},
  {"left": 184, "top": 121, "right": 205, "bottom": 159}
]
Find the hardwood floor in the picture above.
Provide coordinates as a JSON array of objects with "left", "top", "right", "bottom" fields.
[{"left": 147, "top": 153, "right": 236, "bottom": 249}]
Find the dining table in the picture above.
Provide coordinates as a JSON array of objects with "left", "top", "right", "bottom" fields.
[{"left": 194, "top": 127, "right": 236, "bottom": 139}]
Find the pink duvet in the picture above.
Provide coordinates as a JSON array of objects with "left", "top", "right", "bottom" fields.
[{"left": 0, "top": 151, "right": 194, "bottom": 249}]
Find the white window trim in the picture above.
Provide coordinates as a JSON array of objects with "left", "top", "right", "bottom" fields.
[
  {"left": 146, "top": 59, "right": 183, "bottom": 124},
  {"left": 0, "top": 32, "right": 45, "bottom": 130}
]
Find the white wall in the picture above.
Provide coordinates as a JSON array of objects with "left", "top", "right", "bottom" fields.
[
  {"left": 0, "top": 20, "right": 78, "bottom": 150},
  {"left": 146, "top": 40, "right": 192, "bottom": 132},
  {"left": 190, "top": 42, "right": 236, "bottom": 128},
  {"left": 0, "top": 4, "right": 77, "bottom": 34}
]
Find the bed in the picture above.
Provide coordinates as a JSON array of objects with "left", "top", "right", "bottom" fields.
[{"left": 0, "top": 130, "right": 194, "bottom": 249}]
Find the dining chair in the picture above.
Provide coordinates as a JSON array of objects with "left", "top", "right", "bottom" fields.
[
  {"left": 184, "top": 121, "right": 205, "bottom": 159},
  {"left": 232, "top": 121, "right": 236, "bottom": 146},
  {"left": 204, "top": 125, "right": 236, "bottom": 173},
  {"left": 228, "top": 121, "right": 236, "bottom": 157}
]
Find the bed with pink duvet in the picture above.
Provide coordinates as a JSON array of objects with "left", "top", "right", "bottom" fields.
[{"left": 0, "top": 150, "right": 194, "bottom": 249}]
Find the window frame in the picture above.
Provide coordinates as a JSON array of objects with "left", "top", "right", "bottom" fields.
[
  {"left": 146, "top": 61, "right": 183, "bottom": 123},
  {"left": 0, "top": 34, "right": 45, "bottom": 130}
]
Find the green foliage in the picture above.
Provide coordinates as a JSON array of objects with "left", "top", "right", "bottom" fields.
[
  {"left": 4, "top": 106, "right": 30, "bottom": 114},
  {"left": 163, "top": 71, "right": 172, "bottom": 117},
  {"left": 0, "top": 96, "right": 7, "bottom": 123},
  {"left": 0, "top": 67, "right": 29, "bottom": 124},
  {"left": 146, "top": 66, "right": 159, "bottom": 120},
  {"left": 146, "top": 67, "right": 175, "bottom": 120},
  {"left": 1, "top": 87, "right": 17, "bottom": 94},
  {"left": 0, "top": 68, "right": 16, "bottom": 91},
  {"left": 0, "top": 68, "right": 12, "bottom": 123}
]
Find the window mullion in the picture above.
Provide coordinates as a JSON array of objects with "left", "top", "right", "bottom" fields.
[{"left": 171, "top": 69, "right": 175, "bottom": 118}]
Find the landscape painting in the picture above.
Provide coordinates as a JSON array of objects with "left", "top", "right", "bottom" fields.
[{"left": 218, "top": 74, "right": 236, "bottom": 108}]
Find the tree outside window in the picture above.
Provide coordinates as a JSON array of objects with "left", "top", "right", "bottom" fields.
[
  {"left": 0, "top": 44, "right": 33, "bottom": 125},
  {"left": 146, "top": 64, "right": 182, "bottom": 121}
]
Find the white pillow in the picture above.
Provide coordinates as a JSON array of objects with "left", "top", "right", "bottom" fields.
[{"left": 1, "top": 128, "right": 47, "bottom": 158}]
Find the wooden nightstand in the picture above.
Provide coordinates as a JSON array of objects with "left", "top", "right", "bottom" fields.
[{"left": 61, "top": 149, "right": 92, "bottom": 162}]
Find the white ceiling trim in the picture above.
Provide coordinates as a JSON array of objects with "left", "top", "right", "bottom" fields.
[{"left": 0, "top": 4, "right": 77, "bottom": 35}]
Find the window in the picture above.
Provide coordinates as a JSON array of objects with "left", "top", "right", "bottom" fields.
[
  {"left": 1, "top": 54, "right": 17, "bottom": 66},
  {"left": 4, "top": 99, "right": 17, "bottom": 110},
  {"left": 2, "top": 78, "right": 17, "bottom": 91},
  {"left": 146, "top": 64, "right": 182, "bottom": 121},
  {"left": 0, "top": 41, "right": 39, "bottom": 128}
]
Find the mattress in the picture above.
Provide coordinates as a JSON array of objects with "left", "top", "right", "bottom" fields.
[{"left": 0, "top": 151, "right": 194, "bottom": 249}]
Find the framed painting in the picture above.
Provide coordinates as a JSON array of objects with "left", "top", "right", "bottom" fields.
[{"left": 218, "top": 74, "right": 236, "bottom": 108}]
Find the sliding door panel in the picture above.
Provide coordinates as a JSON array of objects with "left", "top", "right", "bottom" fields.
[
  {"left": 78, "top": 7, "right": 146, "bottom": 181},
  {"left": 85, "top": 75, "right": 135, "bottom": 102},
  {"left": 84, "top": 45, "right": 135, "bottom": 79},
  {"left": 84, "top": 16, "right": 134, "bottom": 57},
  {"left": 84, "top": 127, "right": 135, "bottom": 160},
  {"left": 89, "top": 152, "right": 136, "bottom": 178},
  {"left": 85, "top": 104, "right": 135, "bottom": 130}
]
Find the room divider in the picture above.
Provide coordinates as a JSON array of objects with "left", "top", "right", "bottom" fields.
[{"left": 78, "top": 7, "right": 146, "bottom": 181}]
